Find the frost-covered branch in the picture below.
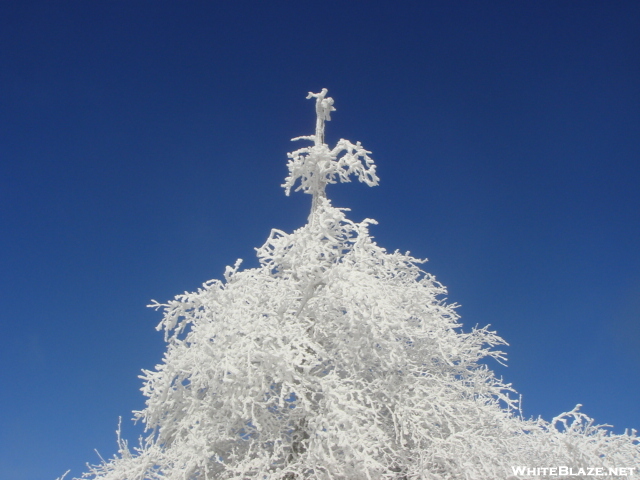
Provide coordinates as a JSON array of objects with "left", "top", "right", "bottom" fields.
[
  {"left": 307, "top": 88, "right": 335, "bottom": 146},
  {"left": 282, "top": 89, "right": 379, "bottom": 220}
]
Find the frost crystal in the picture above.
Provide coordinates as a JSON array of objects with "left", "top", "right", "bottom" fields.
[{"left": 75, "top": 90, "right": 639, "bottom": 480}]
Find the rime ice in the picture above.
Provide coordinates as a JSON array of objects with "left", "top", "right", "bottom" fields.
[
  {"left": 282, "top": 88, "right": 378, "bottom": 221},
  {"left": 75, "top": 90, "right": 639, "bottom": 480}
]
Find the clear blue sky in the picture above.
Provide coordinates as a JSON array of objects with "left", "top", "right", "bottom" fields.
[{"left": 1, "top": 2, "right": 638, "bottom": 478}]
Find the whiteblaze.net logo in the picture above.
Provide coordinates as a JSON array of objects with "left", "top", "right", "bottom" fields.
[{"left": 510, "top": 466, "right": 636, "bottom": 478}]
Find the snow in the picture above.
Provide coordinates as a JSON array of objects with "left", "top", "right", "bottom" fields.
[{"left": 76, "top": 90, "right": 639, "bottom": 480}]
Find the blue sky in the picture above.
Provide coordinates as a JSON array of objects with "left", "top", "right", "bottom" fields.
[{"left": 1, "top": 2, "right": 638, "bottom": 478}]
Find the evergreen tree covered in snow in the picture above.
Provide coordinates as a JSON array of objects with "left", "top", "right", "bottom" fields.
[{"left": 75, "top": 90, "right": 639, "bottom": 480}]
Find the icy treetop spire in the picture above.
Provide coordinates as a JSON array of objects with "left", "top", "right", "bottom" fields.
[
  {"left": 308, "top": 88, "right": 335, "bottom": 146},
  {"left": 282, "top": 88, "right": 379, "bottom": 220}
]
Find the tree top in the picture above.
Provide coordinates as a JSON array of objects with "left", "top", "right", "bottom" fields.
[{"left": 282, "top": 89, "right": 379, "bottom": 220}]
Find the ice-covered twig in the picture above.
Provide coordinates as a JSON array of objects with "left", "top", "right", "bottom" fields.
[
  {"left": 282, "top": 89, "right": 379, "bottom": 221},
  {"left": 306, "top": 88, "right": 335, "bottom": 146}
]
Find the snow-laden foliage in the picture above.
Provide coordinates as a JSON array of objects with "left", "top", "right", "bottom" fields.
[
  {"left": 282, "top": 89, "right": 378, "bottom": 218},
  {"left": 76, "top": 90, "right": 639, "bottom": 480}
]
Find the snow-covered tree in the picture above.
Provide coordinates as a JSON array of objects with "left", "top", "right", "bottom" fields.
[{"left": 74, "top": 90, "right": 639, "bottom": 480}]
